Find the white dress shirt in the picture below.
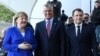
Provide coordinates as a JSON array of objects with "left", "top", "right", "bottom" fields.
[
  {"left": 75, "top": 23, "right": 83, "bottom": 36},
  {"left": 45, "top": 18, "right": 53, "bottom": 30}
]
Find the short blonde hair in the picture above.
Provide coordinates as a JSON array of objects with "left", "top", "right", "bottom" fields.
[
  {"left": 14, "top": 12, "right": 28, "bottom": 21},
  {"left": 14, "top": 12, "right": 28, "bottom": 25}
]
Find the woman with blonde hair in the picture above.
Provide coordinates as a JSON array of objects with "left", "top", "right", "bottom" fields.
[{"left": 2, "top": 12, "right": 36, "bottom": 56}]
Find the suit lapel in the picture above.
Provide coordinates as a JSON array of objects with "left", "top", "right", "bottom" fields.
[
  {"left": 40, "top": 21, "right": 48, "bottom": 48},
  {"left": 72, "top": 24, "right": 81, "bottom": 41},
  {"left": 42, "top": 21, "right": 48, "bottom": 38},
  {"left": 79, "top": 23, "right": 86, "bottom": 41},
  {"left": 72, "top": 24, "right": 77, "bottom": 38},
  {"left": 50, "top": 20, "right": 57, "bottom": 38},
  {"left": 14, "top": 27, "right": 24, "bottom": 41},
  {"left": 70, "top": 23, "right": 87, "bottom": 42}
]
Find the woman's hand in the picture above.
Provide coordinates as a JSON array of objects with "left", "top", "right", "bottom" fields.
[{"left": 18, "top": 42, "right": 32, "bottom": 50}]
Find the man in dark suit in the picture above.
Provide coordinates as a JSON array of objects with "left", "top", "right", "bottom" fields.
[
  {"left": 35, "top": 4, "right": 68, "bottom": 56},
  {"left": 91, "top": 0, "right": 100, "bottom": 27},
  {"left": 47, "top": 0, "right": 62, "bottom": 20},
  {"left": 66, "top": 8, "right": 97, "bottom": 56},
  {"left": 61, "top": 10, "right": 68, "bottom": 24}
]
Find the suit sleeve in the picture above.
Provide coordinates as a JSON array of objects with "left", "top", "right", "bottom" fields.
[
  {"left": 60, "top": 22, "right": 69, "bottom": 56},
  {"left": 2, "top": 29, "right": 19, "bottom": 52},
  {"left": 30, "top": 29, "right": 37, "bottom": 51},
  {"left": 34, "top": 23, "right": 41, "bottom": 56},
  {"left": 91, "top": 27, "right": 98, "bottom": 56}
]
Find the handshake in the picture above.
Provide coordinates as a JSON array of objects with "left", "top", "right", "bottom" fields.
[{"left": 18, "top": 42, "right": 32, "bottom": 50}]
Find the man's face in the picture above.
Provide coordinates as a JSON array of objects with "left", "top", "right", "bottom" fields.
[
  {"left": 83, "top": 14, "right": 89, "bottom": 21},
  {"left": 95, "top": 3, "right": 100, "bottom": 8},
  {"left": 43, "top": 7, "right": 53, "bottom": 20},
  {"left": 73, "top": 11, "right": 83, "bottom": 24}
]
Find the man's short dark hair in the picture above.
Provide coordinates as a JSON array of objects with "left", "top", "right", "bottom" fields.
[
  {"left": 84, "top": 13, "right": 89, "bottom": 17},
  {"left": 95, "top": 0, "right": 100, "bottom": 3},
  {"left": 62, "top": 10, "right": 64, "bottom": 13},
  {"left": 72, "top": 8, "right": 83, "bottom": 16}
]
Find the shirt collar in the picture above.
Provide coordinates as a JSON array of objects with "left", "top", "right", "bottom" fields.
[
  {"left": 45, "top": 17, "right": 53, "bottom": 23},
  {"left": 75, "top": 23, "right": 83, "bottom": 27}
]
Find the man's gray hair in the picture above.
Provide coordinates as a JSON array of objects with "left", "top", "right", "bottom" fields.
[{"left": 44, "top": 3, "right": 53, "bottom": 10}]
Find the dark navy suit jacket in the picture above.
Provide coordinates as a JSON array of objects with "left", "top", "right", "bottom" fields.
[
  {"left": 35, "top": 19, "right": 67, "bottom": 56},
  {"left": 66, "top": 23, "right": 97, "bottom": 56}
]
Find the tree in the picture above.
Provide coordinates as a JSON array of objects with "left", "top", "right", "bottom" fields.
[{"left": 0, "top": 4, "right": 15, "bottom": 22}]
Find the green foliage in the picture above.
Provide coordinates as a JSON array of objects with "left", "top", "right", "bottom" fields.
[{"left": 0, "top": 4, "right": 15, "bottom": 22}]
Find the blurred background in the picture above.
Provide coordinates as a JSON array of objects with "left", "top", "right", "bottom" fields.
[{"left": 0, "top": 0, "right": 97, "bottom": 37}]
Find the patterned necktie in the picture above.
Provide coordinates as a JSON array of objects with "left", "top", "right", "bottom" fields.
[{"left": 47, "top": 21, "right": 51, "bottom": 37}]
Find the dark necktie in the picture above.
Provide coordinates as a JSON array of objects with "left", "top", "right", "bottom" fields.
[
  {"left": 77, "top": 26, "right": 80, "bottom": 37},
  {"left": 47, "top": 21, "right": 51, "bottom": 37}
]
